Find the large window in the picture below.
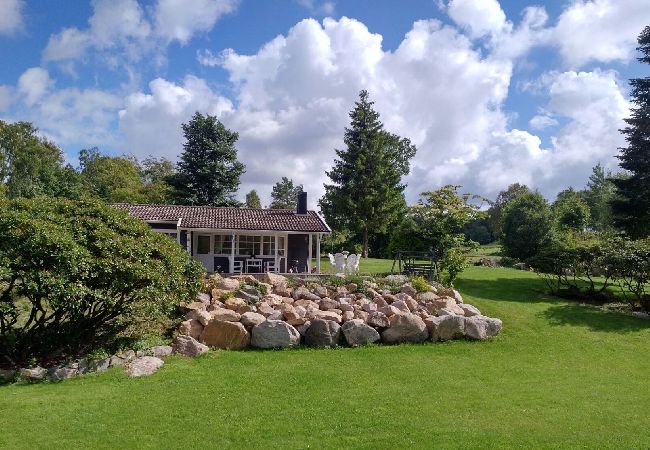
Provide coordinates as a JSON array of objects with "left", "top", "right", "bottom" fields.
[
  {"left": 261, "top": 236, "right": 275, "bottom": 256},
  {"left": 214, "top": 234, "right": 233, "bottom": 254},
  {"left": 197, "top": 235, "right": 210, "bottom": 254},
  {"left": 238, "top": 235, "right": 261, "bottom": 256},
  {"left": 278, "top": 236, "right": 285, "bottom": 256}
]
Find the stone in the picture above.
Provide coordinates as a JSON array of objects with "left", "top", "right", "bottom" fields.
[
  {"left": 353, "top": 310, "right": 369, "bottom": 322},
  {"left": 236, "top": 304, "right": 256, "bottom": 314},
  {"left": 485, "top": 317, "right": 503, "bottom": 337},
  {"left": 47, "top": 367, "right": 78, "bottom": 381},
  {"left": 400, "top": 284, "right": 418, "bottom": 297},
  {"left": 262, "top": 272, "right": 287, "bottom": 287},
  {"left": 314, "top": 310, "right": 342, "bottom": 323},
  {"left": 295, "top": 321, "right": 311, "bottom": 336},
  {"left": 381, "top": 313, "right": 428, "bottom": 344},
  {"left": 151, "top": 345, "right": 173, "bottom": 358},
  {"left": 313, "top": 285, "right": 328, "bottom": 298},
  {"left": 217, "top": 277, "right": 241, "bottom": 291},
  {"left": 109, "top": 355, "right": 127, "bottom": 367},
  {"left": 342, "top": 311, "right": 355, "bottom": 322},
  {"left": 305, "top": 319, "right": 341, "bottom": 347},
  {"left": 379, "top": 305, "right": 401, "bottom": 317},
  {"left": 235, "top": 289, "right": 259, "bottom": 303},
  {"left": 341, "top": 319, "right": 380, "bottom": 346},
  {"left": 339, "top": 303, "right": 354, "bottom": 312},
  {"left": 382, "top": 293, "right": 397, "bottom": 304},
  {"left": 181, "top": 301, "right": 207, "bottom": 312},
  {"left": 294, "top": 298, "right": 318, "bottom": 309},
  {"left": 209, "top": 309, "right": 241, "bottom": 322},
  {"left": 251, "top": 320, "right": 301, "bottom": 349},
  {"left": 225, "top": 297, "right": 248, "bottom": 310},
  {"left": 373, "top": 296, "right": 388, "bottom": 308},
  {"left": 403, "top": 296, "right": 419, "bottom": 312},
  {"left": 263, "top": 294, "right": 284, "bottom": 306},
  {"left": 427, "top": 315, "right": 465, "bottom": 341},
  {"left": 124, "top": 357, "right": 164, "bottom": 377},
  {"left": 273, "top": 283, "right": 292, "bottom": 297},
  {"left": 363, "top": 302, "right": 378, "bottom": 313},
  {"left": 293, "top": 286, "right": 311, "bottom": 300},
  {"left": 460, "top": 304, "right": 481, "bottom": 317},
  {"left": 20, "top": 367, "right": 47, "bottom": 382},
  {"left": 200, "top": 320, "right": 250, "bottom": 349},
  {"left": 453, "top": 289, "right": 464, "bottom": 304},
  {"left": 385, "top": 274, "right": 408, "bottom": 284},
  {"left": 88, "top": 358, "right": 111, "bottom": 373},
  {"left": 267, "top": 310, "right": 284, "bottom": 321},
  {"left": 196, "top": 292, "right": 211, "bottom": 304},
  {"left": 319, "top": 297, "right": 339, "bottom": 310},
  {"left": 240, "top": 312, "right": 266, "bottom": 327},
  {"left": 257, "top": 302, "right": 275, "bottom": 317},
  {"left": 417, "top": 292, "right": 439, "bottom": 303},
  {"left": 187, "top": 310, "right": 212, "bottom": 326},
  {"left": 345, "top": 283, "right": 358, "bottom": 292},
  {"left": 391, "top": 300, "right": 410, "bottom": 313},
  {"left": 367, "top": 311, "right": 390, "bottom": 328},
  {"left": 172, "top": 335, "right": 209, "bottom": 357},
  {"left": 281, "top": 304, "right": 300, "bottom": 321},
  {"left": 179, "top": 319, "right": 204, "bottom": 339}
]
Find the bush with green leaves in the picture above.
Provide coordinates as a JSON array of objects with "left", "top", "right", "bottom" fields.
[
  {"left": 409, "top": 276, "right": 430, "bottom": 293},
  {"left": 605, "top": 236, "right": 650, "bottom": 311},
  {"left": 0, "top": 198, "right": 204, "bottom": 368},
  {"left": 501, "top": 192, "right": 554, "bottom": 261}
]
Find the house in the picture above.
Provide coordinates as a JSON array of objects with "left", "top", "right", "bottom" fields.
[{"left": 113, "top": 192, "right": 331, "bottom": 274}]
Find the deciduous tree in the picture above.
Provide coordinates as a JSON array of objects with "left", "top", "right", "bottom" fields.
[
  {"left": 245, "top": 189, "right": 262, "bottom": 208},
  {"left": 502, "top": 192, "right": 553, "bottom": 260}
]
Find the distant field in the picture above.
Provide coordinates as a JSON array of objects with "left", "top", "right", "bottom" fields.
[{"left": 2, "top": 266, "right": 649, "bottom": 449}]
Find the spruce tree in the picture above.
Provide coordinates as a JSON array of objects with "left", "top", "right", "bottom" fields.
[
  {"left": 245, "top": 189, "right": 261, "bottom": 208},
  {"left": 169, "top": 112, "right": 245, "bottom": 206},
  {"left": 319, "top": 90, "right": 416, "bottom": 257},
  {"left": 612, "top": 26, "right": 650, "bottom": 237}
]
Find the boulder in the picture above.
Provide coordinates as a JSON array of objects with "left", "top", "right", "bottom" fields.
[
  {"left": 224, "top": 297, "right": 248, "bottom": 310},
  {"left": 452, "top": 289, "right": 464, "bottom": 304},
  {"left": 353, "top": 310, "right": 369, "bottom": 322},
  {"left": 341, "top": 319, "right": 380, "bottom": 346},
  {"left": 151, "top": 345, "right": 173, "bottom": 358},
  {"left": 251, "top": 320, "right": 301, "bottom": 349},
  {"left": 267, "top": 310, "right": 284, "bottom": 321},
  {"left": 262, "top": 272, "right": 287, "bottom": 287},
  {"left": 342, "top": 311, "right": 355, "bottom": 322},
  {"left": 314, "top": 310, "right": 342, "bottom": 323},
  {"left": 196, "top": 292, "right": 211, "bottom": 304},
  {"left": 235, "top": 289, "right": 259, "bottom": 303},
  {"left": 240, "top": 312, "right": 266, "bottom": 327},
  {"left": 179, "top": 319, "right": 203, "bottom": 339},
  {"left": 391, "top": 300, "right": 410, "bottom": 313},
  {"left": 319, "top": 297, "right": 339, "bottom": 310},
  {"left": 465, "top": 316, "right": 502, "bottom": 340},
  {"left": 217, "top": 277, "right": 241, "bottom": 291},
  {"left": 273, "top": 283, "right": 292, "bottom": 297},
  {"left": 400, "top": 284, "right": 418, "bottom": 297},
  {"left": 313, "top": 285, "right": 328, "bottom": 298},
  {"left": 417, "top": 291, "right": 439, "bottom": 303},
  {"left": 172, "top": 335, "right": 209, "bottom": 357},
  {"left": 88, "top": 358, "right": 111, "bottom": 372},
  {"left": 20, "top": 367, "right": 47, "bottom": 382},
  {"left": 200, "top": 320, "right": 250, "bottom": 349},
  {"left": 426, "top": 315, "right": 465, "bottom": 341},
  {"left": 47, "top": 367, "right": 78, "bottom": 381},
  {"left": 363, "top": 302, "right": 378, "bottom": 313},
  {"left": 305, "top": 319, "right": 342, "bottom": 347},
  {"left": 186, "top": 310, "right": 212, "bottom": 326},
  {"left": 460, "top": 304, "right": 481, "bottom": 317},
  {"left": 295, "top": 321, "right": 311, "bottom": 336},
  {"left": 379, "top": 305, "right": 401, "bottom": 317},
  {"left": 381, "top": 313, "right": 428, "bottom": 344},
  {"left": 281, "top": 304, "right": 300, "bottom": 321},
  {"left": 124, "top": 356, "right": 164, "bottom": 377},
  {"left": 384, "top": 274, "right": 408, "bottom": 284},
  {"left": 382, "top": 293, "right": 398, "bottom": 304},
  {"left": 181, "top": 301, "right": 207, "bottom": 312},
  {"left": 367, "top": 311, "right": 390, "bottom": 328},
  {"left": 373, "top": 296, "right": 388, "bottom": 308},
  {"left": 209, "top": 309, "right": 241, "bottom": 322},
  {"left": 257, "top": 302, "right": 276, "bottom": 317}
]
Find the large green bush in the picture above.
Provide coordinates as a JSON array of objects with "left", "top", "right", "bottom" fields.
[
  {"left": 0, "top": 198, "right": 204, "bottom": 368},
  {"left": 501, "top": 192, "right": 553, "bottom": 261}
]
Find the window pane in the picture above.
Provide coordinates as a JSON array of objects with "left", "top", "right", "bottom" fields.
[
  {"left": 197, "top": 235, "right": 210, "bottom": 254},
  {"left": 278, "top": 237, "right": 285, "bottom": 256},
  {"left": 214, "top": 235, "right": 232, "bottom": 254}
]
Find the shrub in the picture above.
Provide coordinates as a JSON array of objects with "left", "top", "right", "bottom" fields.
[
  {"left": 0, "top": 198, "right": 205, "bottom": 368},
  {"left": 410, "top": 276, "right": 430, "bottom": 293},
  {"left": 502, "top": 192, "right": 553, "bottom": 261},
  {"left": 605, "top": 236, "right": 650, "bottom": 311}
]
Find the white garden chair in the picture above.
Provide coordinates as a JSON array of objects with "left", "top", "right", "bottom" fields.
[
  {"left": 346, "top": 254, "right": 359, "bottom": 274},
  {"left": 334, "top": 253, "right": 346, "bottom": 275},
  {"left": 328, "top": 253, "right": 336, "bottom": 267}
]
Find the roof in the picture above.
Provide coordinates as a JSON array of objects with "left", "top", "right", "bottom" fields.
[{"left": 112, "top": 203, "right": 331, "bottom": 233}]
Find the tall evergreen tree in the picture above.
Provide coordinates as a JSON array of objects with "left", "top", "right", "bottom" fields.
[
  {"left": 270, "top": 177, "right": 302, "bottom": 209},
  {"left": 169, "top": 112, "right": 245, "bottom": 206},
  {"left": 319, "top": 90, "right": 416, "bottom": 257},
  {"left": 581, "top": 163, "right": 615, "bottom": 231},
  {"left": 612, "top": 26, "right": 650, "bottom": 237},
  {"left": 245, "top": 189, "right": 262, "bottom": 208}
]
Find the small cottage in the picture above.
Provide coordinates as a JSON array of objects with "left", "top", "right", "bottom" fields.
[{"left": 113, "top": 192, "right": 330, "bottom": 274}]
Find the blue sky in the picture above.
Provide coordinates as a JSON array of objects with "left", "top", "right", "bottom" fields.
[{"left": 0, "top": 0, "right": 648, "bottom": 206}]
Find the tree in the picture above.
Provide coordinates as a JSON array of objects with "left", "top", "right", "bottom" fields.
[
  {"left": 139, "top": 156, "right": 175, "bottom": 204},
  {"left": 553, "top": 188, "right": 591, "bottom": 232},
  {"left": 169, "top": 112, "right": 245, "bottom": 206},
  {"left": 245, "top": 189, "right": 262, "bottom": 208},
  {"left": 581, "top": 163, "right": 616, "bottom": 231},
  {"left": 487, "top": 183, "right": 531, "bottom": 239},
  {"left": 319, "top": 90, "right": 417, "bottom": 257},
  {"left": 501, "top": 192, "right": 554, "bottom": 261},
  {"left": 612, "top": 26, "right": 650, "bottom": 237},
  {"left": 0, "top": 120, "right": 79, "bottom": 199},
  {"left": 0, "top": 198, "right": 204, "bottom": 368},
  {"left": 270, "top": 177, "right": 302, "bottom": 209},
  {"left": 79, "top": 148, "right": 145, "bottom": 203}
]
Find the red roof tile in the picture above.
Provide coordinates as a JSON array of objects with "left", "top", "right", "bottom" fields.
[{"left": 112, "top": 203, "right": 331, "bottom": 233}]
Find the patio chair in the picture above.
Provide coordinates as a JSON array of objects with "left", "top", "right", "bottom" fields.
[
  {"left": 265, "top": 260, "right": 278, "bottom": 273},
  {"left": 232, "top": 260, "right": 243, "bottom": 274},
  {"left": 334, "top": 253, "right": 346, "bottom": 275},
  {"left": 328, "top": 253, "right": 336, "bottom": 266},
  {"left": 346, "top": 254, "right": 359, "bottom": 274}
]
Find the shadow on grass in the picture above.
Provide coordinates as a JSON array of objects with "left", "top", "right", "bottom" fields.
[
  {"left": 541, "top": 304, "right": 650, "bottom": 333},
  {"left": 455, "top": 275, "right": 552, "bottom": 304}
]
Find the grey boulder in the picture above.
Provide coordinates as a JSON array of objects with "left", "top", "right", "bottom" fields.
[
  {"left": 124, "top": 356, "right": 164, "bottom": 377},
  {"left": 251, "top": 320, "right": 301, "bottom": 349},
  {"left": 341, "top": 319, "right": 380, "bottom": 346},
  {"left": 381, "top": 313, "right": 428, "bottom": 344},
  {"left": 304, "top": 319, "right": 341, "bottom": 347},
  {"left": 172, "top": 335, "right": 209, "bottom": 357}
]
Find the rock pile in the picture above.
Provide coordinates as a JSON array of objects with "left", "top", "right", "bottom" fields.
[{"left": 175, "top": 273, "right": 502, "bottom": 350}]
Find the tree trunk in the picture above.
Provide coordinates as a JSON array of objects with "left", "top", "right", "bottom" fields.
[{"left": 362, "top": 228, "right": 368, "bottom": 258}]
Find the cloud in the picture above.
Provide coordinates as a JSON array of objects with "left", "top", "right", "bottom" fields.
[
  {"left": 297, "top": 0, "right": 336, "bottom": 16},
  {"left": 0, "top": 0, "right": 24, "bottom": 36},
  {"left": 43, "top": 0, "right": 237, "bottom": 67},
  {"left": 446, "top": 0, "right": 508, "bottom": 38},
  {"left": 529, "top": 114, "right": 557, "bottom": 130},
  {"left": 552, "top": 0, "right": 650, "bottom": 68},
  {"left": 17, "top": 67, "right": 53, "bottom": 106},
  {"left": 0, "top": 85, "right": 13, "bottom": 111}
]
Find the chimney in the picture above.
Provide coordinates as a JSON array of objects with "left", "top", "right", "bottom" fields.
[{"left": 297, "top": 191, "right": 308, "bottom": 214}]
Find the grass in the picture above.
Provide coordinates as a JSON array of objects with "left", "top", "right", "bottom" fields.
[{"left": 2, "top": 266, "right": 650, "bottom": 449}]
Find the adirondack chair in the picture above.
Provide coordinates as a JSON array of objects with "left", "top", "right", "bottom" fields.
[
  {"left": 333, "top": 253, "right": 346, "bottom": 275},
  {"left": 346, "top": 254, "right": 359, "bottom": 274},
  {"left": 328, "top": 253, "right": 336, "bottom": 267}
]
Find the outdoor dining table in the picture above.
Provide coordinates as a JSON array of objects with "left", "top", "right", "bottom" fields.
[{"left": 245, "top": 258, "right": 263, "bottom": 273}]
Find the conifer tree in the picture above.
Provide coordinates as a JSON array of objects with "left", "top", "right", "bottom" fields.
[
  {"left": 612, "top": 26, "right": 650, "bottom": 237},
  {"left": 270, "top": 177, "right": 302, "bottom": 209},
  {"left": 245, "top": 189, "right": 262, "bottom": 208},
  {"left": 319, "top": 90, "right": 416, "bottom": 257}
]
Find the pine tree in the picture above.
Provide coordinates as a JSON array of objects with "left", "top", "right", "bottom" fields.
[
  {"left": 612, "top": 26, "right": 650, "bottom": 237},
  {"left": 319, "top": 90, "right": 416, "bottom": 257},
  {"left": 169, "top": 112, "right": 245, "bottom": 206},
  {"left": 245, "top": 189, "right": 261, "bottom": 208},
  {"left": 270, "top": 177, "right": 302, "bottom": 209}
]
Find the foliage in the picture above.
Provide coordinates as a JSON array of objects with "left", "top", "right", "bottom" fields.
[
  {"left": 79, "top": 148, "right": 146, "bottom": 203},
  {"left": 139, "top": 156, "right": 176, "bottom": 204},
  {"left": 219, "top": 291, "right": 235, "bottom": 302},
  {"left": 168, "top": 112, "right": 245, "bottom": 206},
  {"left": 390, "top": 185, "right": 485, "bottom": 286},
  {"left": 409, "top": 276, "right": 430, "bottom": 293},
  {"left": 0, "top": 198, "right": 204, "bottom": 368},
  {"left": 612, "top": 26, "right": 650, "bottom": 237},
  {"left": 245, "top": 189, "right": 262, "bottom": 208},
  {"left": 581, "top": 163, "right": 616, "bottom": 231},
  {"left": 501, "top": 191, "right": 554, "bottom": 261},
  {"left": 269, "top": 177, "right": 302, "bottom": 209},
  {"left": 552, "top": 188, "right": 591, "bottom": 232},
  {"left": 605, "top": 236, "right": 650, "bottom": 310},
  {"left": 462, "top": 218, "right": 495, "bottom": 245},
  {"left": 320, "top": 90, "right": 416, "bottom": 257},
  {"left": 487, "top": 183, "right": 531, "bottom": 239},
  {"left": 0, "top": 120, "right": 83, "bottom": 199}
]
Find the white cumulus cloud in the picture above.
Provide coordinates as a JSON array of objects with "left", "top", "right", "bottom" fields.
[{"left": 0, "top": 0, "right": 24, "bottom": 36}]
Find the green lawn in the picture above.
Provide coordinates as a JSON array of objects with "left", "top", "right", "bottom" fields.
[{"left": 2, "top": 266, "right": 650, "bottom": 449}]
